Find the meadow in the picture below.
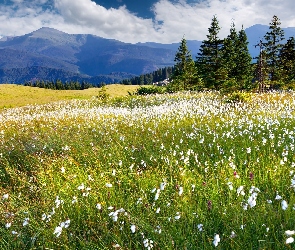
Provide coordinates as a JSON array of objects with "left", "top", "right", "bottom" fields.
[
  {"left": 0, "top": 84, "right": 139, "bottom": 109},
  {"left": 1, "top": 88, "right": 295, "bottom": 249}
]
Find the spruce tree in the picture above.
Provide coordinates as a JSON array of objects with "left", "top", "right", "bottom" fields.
[
  {"left": 279, "top": 37, "right": 295, "bottom": 85},
  {"left": 221, "top": 22, "right": 239, "bottom": 92},
  {"left": 263, "top": 15, "right": 285, "bottom": 84},
  {"left": 196, "top": 15, "right": 225, "bottom": 90},
  {"left": 236, "top": 26, "right": 253, "bottom": 90},
  {"left": 171, "top": 36, "right": 200, "bottom": 91}
]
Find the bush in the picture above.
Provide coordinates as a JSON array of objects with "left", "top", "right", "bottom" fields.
[
  {"left": 224, "top": 91, "right": 253, "bottom": 103},
  {"left": 135, "top": 86, "right": 166, "bottom": 95}
]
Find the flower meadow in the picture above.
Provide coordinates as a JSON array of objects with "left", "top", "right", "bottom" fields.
[{"left": 1, "top": 91, "right": 295, "bottom": 249}]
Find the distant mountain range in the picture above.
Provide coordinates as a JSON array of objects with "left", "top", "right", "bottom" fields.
[{"left": 1, "top": 25, "right": 295, "bottom": 84}]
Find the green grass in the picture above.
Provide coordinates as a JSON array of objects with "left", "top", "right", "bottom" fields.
[{"left": 1, "top": 90, "right": 295, "bottom": 249}]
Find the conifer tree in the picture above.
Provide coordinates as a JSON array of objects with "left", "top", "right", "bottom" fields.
[
  {"left": 196, "top": 15, "right": 225, "bottom": 90},
  {"left": 236, "top": 27, "right": 253, "bottom": 90},
  {"left": 263, "top": 15, "right": 285, "bottom": 84},
  {"left": 279, "top": 37, "right": 295, "bottom": 84},
  {"left": 221, "top": 22, "right": 239, "bottom": 91},
  {"left": 171, "top": 36, "right": 200, "bottom": 91},
  {"left": 221, "top": 23, "right": 253, "bottom": 91}
]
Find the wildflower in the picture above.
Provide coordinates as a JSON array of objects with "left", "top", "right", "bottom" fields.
[
  {"left": 160, "top": 182, "right": 166, "bottom": 190},
  {"left": 207, "top": 200, "right": 212, "bottom": 210},
  {"left": 246, "top": 147, "right": 251, "bottom": 154},
  {"left": 275, "top": 194, "right": 282, "bottom": 200},
  {"left": 77, "top": 183, "right": 85, "bottom": 190},
  {"left": 23, "top": 218, "right": 29, "bottom": 226},
  {"left": 96, "top": 203, "right": 102, "bottom": 210},
  {"left": 233, "top": 171, "right": 240, "bottom": 178},
  {"left": 155, "top": 225, "right": 161, "bottom": 234},
  {"left": 64, "top": 219, "right": 70, "bottom": 228},
  {"left": 156, "top": 207, "right": 160, "bottom": 214},
  {"left": 2, "top": 194, "right": 9, "bottom": 200},
  {"left": 106, "top": 183, "right": 113, "bottom": 188},
  {"left": 175, "top": 212, "right": 181, "bottom": 220},
  {"left": 55, "top": 196, "right": 64, "bottom": 208},
  {"left": 213, "top": 234, "right": 220, "bottom": 247},
  {"left": 247, "top": 193, "right": 257, "bottom": 208},
  {"left": 61, "top": 167, "right": 65, "bottom": 173},
  {"left": 282, "top": 200, "right": 288, "bottom": 210},
  {"left": 143, "top": 238, "right": 153, "bottom": 249},
  {"left": 227, "top": 182, "right": 233, "bottom": 191},
  {"left": 11, "top": 231, "right": 18, "bottom": 235},
  {"left": 286, "top": 237, "right": 294, "bottom": 244},
  {"left": 154, "top": 189, "right": 160, "bottom": 201},
  {"left": 41, "top": 213, "right": 47, "bottom": 220},
  {"left": 178, "top": 186, "right": 183, "bottom": 196},
  {"left": 53, "top": 225, "right": 63, "bottom": 237},
  {"left": 191, "top": 184, "right": 195, "bottom": 191},
  {"left": 72, "top": 196, "right": 78, "bottom": 204},
  {"left": 249, "top": 172, "right": 254, "bottom": 181},
  {"left": 197, "top": 224, "right": 203, "bottom": 232},
  {"left": 285, "top": 230, "right": 295, "bottom": 236},
  {"left": 131, "top": 224, "right": 136, "bottom": 233},
  {"left": 237, "top": 186, "right": 245, "bottom": 196},
  {"left": 5, "top": 222, "right": 11, "bottom": 228},
  {"left": 230, "top": 231, "right": 237, "bottom": 238}
]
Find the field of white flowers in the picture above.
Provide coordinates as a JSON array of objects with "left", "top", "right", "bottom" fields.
[{"left": 1, "top": 91, "right": 295, "bottom": 249}]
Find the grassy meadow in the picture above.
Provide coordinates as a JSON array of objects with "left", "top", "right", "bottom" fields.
[
  {"left": 1, "top": 87, "right": 295, "bottom": 249},
  {"left": 0, "top": 84, "right": 139, "bottom": 109}
]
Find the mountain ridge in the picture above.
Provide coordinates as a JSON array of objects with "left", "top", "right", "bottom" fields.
[{"left": 0, "top": 25, "right": 295, "bottom": 84}]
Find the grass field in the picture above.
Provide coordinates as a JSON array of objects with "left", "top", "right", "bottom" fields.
[
  {"left": 1, "top": 89, "right": 295, "bottom": 249},
  {"left": 0, "top": 84, "right": 139, "bottom": 109}
]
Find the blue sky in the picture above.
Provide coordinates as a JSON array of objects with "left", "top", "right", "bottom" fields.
[{"left": 0, "top": 0, "right": 294, "bottom": 43}]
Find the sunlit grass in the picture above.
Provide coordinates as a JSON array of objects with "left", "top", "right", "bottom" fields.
[
  {"left": 1, "top": 91, "right": 295, "bottom": 249},
  {"left": 0, "top": 84, "right": 139, "bottom": 109}
]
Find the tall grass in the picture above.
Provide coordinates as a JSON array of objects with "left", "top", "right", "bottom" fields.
[{"left": 1, "top": 91, "right": 295, "bottom": 249}]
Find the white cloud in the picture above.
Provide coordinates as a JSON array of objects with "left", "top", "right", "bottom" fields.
[{"left": 0, "top": 0, "right": 295, "bottom": 43}]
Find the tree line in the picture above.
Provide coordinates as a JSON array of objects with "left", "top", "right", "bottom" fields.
[
  {"left": 24, "top": 79, "right": 99, "bottom": 90},
  {"left": 121, "top": 67, "right": 174, "bottom": 85},
  {"left": 170, "top": 15, "right": 295, "bottom": 92}
]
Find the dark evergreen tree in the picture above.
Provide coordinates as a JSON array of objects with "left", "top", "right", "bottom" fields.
[
  {"left": 171, "top": 36, "right": 200, "bottom": 91},
  {"left": 263, "top": 15, "right": 285, "bottom": 84},
  {"left": 220, "top": 22, "right": 239, "bottom": 91},
  {"left": 196, "top": 15, "right": 225, "bottom": 90},
  {"left": 236, "top": 26, "right": 253, "bottom": 90},
  {"left": 279, "top": 37, "right": 295, "bottom": 84}
]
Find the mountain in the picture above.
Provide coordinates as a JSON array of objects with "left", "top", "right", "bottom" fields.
[
  {"left": 0, "top": 27, "right": 175, "bottom": 84},
  {"left": 1, "top": 25, "right": 295, "bottom": 84}
]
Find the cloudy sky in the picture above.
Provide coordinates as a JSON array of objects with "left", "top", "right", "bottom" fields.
[{"left": 0, "top": 0, "right": 294, "bottom": 43}]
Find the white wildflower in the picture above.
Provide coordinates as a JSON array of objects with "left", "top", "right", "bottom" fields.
[
  {"left": 282, "top": 200, "right": 288, "bottom": 210},
  {"left": 286, "top": 237, "right": 294, "bottom": 244},
  {"left": 213, "top": 234, "right": 220, "bottom": 247},
  {"left": 131, "top": 224, "right": 136, "bottom": 233}
]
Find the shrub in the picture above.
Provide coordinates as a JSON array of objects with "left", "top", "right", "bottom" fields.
[
  {"left": 224, "top": 91, "right": 253, "bottom": 103},
  {"left": 135, "top": 86, "right": 166, "bottom": 95}
]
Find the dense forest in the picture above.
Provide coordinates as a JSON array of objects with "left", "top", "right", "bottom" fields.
[
  {"left": 24, "top": 79, "right": 98, "bottom": 90},
  {"left": 120, "top": 67, "right": 175, "bottom": 85},
  {"left": 168, "top": 15, "right": 295, "bottom": 92}
]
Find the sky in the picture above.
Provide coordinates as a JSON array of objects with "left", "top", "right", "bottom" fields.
[{"left": 0, "top": 0, "right": 294, "bottom": 44}]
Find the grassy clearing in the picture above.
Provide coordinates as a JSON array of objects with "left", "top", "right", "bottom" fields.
[
  {"left": 1, "top": 91, "right": 295, "bottom": 249},
  {"left": 0, "top": 84, "right": 139, "bottom": 109}
]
